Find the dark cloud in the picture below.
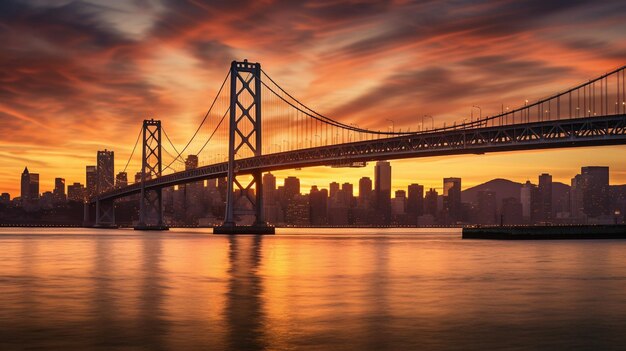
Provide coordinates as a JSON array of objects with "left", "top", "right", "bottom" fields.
[{"left": 330, "top": 57, "right": 572, "bottom": 124}]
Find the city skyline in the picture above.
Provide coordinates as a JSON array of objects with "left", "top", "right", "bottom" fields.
[
  {"left": 2, "top": 1, "right": 626, "bottom": 196},
  {"left": 3, "top": 154, "right": 623, "bottom": 227},
  {"left": 5, "top": 158, "right": 625, "bottom": 200}
]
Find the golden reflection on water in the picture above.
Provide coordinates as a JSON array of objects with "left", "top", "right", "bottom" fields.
[{"left": 0, "top": 228, "right": 626, "bottom": 350}]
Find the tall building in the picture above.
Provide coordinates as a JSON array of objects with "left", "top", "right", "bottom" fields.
[
  {"left": 581, "top": 166, "right": 610, "bottom": 218},
  {"left": 570, "top": 174, "right": 584, "bottom": 219},
  {"left": 86, "top": 165, "right": 97, "bottom": 199},
  {"left": 263, "top": 173, "right": 280, "bottom": 224},
  {"left": 284, "top": 176, "right": 300, "bottom": 201},
  {"left": 358, "top": 177, "right": 372, "bottom": 208},
  {"left": 443, "top": 177, "right": 461, "bottom": 223},
  {"left": 20, "top": 167, "right": 39, "bottom": 204},
  {"left": 53, "top": 177, "right": 66, "bottom": 203},
  {"left": 115, "top": 172, "right": 128, "bottom": 188},
  {"left": 263, "top": 173, "right": 277, "bottom": 204},
  {"left": 341, "top": 182, "right": 354, "bottom": 206},
  {"left": 476, "top": 190, "right": 497, "bottom": 224},
  {"left": 309, "top": 186, "right": 328, "bottom": 225},
  {"left": 424, "top": 188, "right": 438, "bottom": 217},
  {"left": 538, "top": 173, "right": 552, "bottom": 222},
  {"left": 0, "top": 193, "right": 10, "bottom": 206},
  {"left": 96, "top": 149, "right": 114, "bottom": 194},
  {"left": 185, "top": 155, "right": 199, "bottom": 170},
  {"left": 329, "top": 182, "right": 340, "bottom": 199},
  {"left": 391, "top": 190, "right": 406, "bottom": 215},
  {"left": 374, "top": 161, "right": 392, "bottom": 223},
  {"left": 501, "top": 197, "right": 523, "bottom": 225},
  {"left": 406, "top": 184, "right": 424, "bottom": 217},
  {"left": 67, "top": 182, "right": 86, "bottom": 202},
  {"left": 520, "top": 181, "right": 540, "bottom": 224}
]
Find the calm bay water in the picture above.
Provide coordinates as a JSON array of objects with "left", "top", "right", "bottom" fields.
[{"left": 0, "top": 228, "right": 625, "bottom": 350}]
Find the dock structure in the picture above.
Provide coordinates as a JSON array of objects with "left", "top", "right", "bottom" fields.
[{"left": 463, "top": 225, "right": 626, "bottom": 240}]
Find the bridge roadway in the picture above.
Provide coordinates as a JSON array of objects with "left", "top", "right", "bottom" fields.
[{"left": 93, "top": 114, "right": 626, "bottom": 203}]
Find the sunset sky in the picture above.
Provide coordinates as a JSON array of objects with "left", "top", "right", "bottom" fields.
[{"left": 2, "top": 0, "right": 626, "bottom": 197}]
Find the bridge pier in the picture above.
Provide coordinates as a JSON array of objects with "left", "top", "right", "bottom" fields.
[
  {"left": 214, "top": 60, "right": 274, "bottom": 235},
  {"left": 94, "top": 198, "right": 117, "bottom": 228}
]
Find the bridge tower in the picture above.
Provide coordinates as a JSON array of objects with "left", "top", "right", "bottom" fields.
[
  {"left": 135, "top": 119, "right": 168, "bottom": 230},
  {"left": 215, "top": 60, "right": 274, "bottom": 234}
]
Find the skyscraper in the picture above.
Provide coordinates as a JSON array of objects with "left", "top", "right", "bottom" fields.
[
  {"left": 329, "top": 182, "right": 340, "bottom": 199},
  {"left": 570, "top": 174, "right": 584, "bottom": 219},
  {"left": 309, "top": 186, "right": 328, "bottom": 225},
  {"left": 97, "top": 149, "right": 114, "bottom": 194},
  {"left": 341, "top": 182, "right": 354, "bottom": 206},
  {"left": 424, "top": 188, "right": 438, "bottom": 217},
  {"left": 263, "top": 173, "right": 277, "bottom": 204},
  {"left": 284, "top": 176, "right": 300, "bottom": 201},
  {"left": 406, "top": 184, "right": 424, "bottom": 217},
  {"left": 538, "top": 173, "right": 552, "bottom": 222},
  {"left": 391, "top": 190, "right": 406, "bottom": 215},
  {"left": 374, "top": 161, "right": 392, "bottom": 223},
  {"left": 86, "top": 165, "right": 97, "bottom": 199},
  {"left": 358, "top": 177, "right": 372, "bottom": 208},
  {"left": 20, "top": 167, "right": 39, "bottom": 205},
  {"left": 53, "top": 177, "right": 66, "bottom": 203},
  {"left": 443, "top": 177, "right": 461, "bottom": 223},
  {"left": 67, "top": 182, "right": 86, "bottom": 202},
  {"left": 476, "top": 190, "right": 497, "bottom": 224},
  {"left": 581, "top": 166, "right": 610, "bottom": 218},
  {"left": 520, "top": 180, "right": 540, "bottom": 224},
  {"left": 263, "top": 173, "right": 280, "bottom": 224},
  {"left": 116, "top": 172, "right": 128, "bottom": 189},
  {"left": 185, "top": 155, "right": 199, "bottom": 170}
]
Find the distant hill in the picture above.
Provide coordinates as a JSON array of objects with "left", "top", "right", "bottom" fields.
[
  {"left": 462, "top": 178, "right": 571, "bottom": 207},
  {"left": 462, "top": 178, "right": 522, "bottom": 205}
]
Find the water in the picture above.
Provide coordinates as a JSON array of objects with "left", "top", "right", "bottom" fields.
[{"left": 0, "top": 228, "right": 625, "bottom": 350}]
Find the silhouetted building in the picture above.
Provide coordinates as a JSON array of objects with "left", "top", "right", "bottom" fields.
[
  {"left": 67, "top": 182, "right": 86, "bottom": 202},
  {"left": 391, "top": 190, "right": 406, "bottom": 215},
  {"left": 20, "top": 167, "right": 39, "bottom": 209},
  {"left": 341, "top": 182, "right": 354, "bottom": 206},
  {"left": 425, "top": 188, "right": 438, "bottom": 217},
  {"left": 443, "top": 177, "right": 461, "bottom": 223},
  {"left": 284, "top": 177, "right": 300, "bottom": 201},
  {"left": 0, "top": 193, "right": 10, "bottom": 206},
  {"left": 329, "top": 182, "right": 340, "bottom": 199},
  {"left": 538, "top": 173, "right": 552, "bottom": 222},
  {"left": 285, "top": 194, "right": 309, "bottom": 225},
  {"left": 40, "top": 191, "right": 54, "bottom": 210},
  {"left": 476, "top": 190, "right": 497, "bottom": 224},
  {"left": 520, "top": 181, "right": 540, "bottom": 224},
  {"left": 96, "top": 149, "right": 114, "bottom": 194},
  {"left": 501, "top": 197, "right": 523, "bottom": 225},
  {"left": 407, "top": 184, "right": 424, "bottom": 219},
  {"left": 309, "top": 186, "right": 328, "bottom": 225},
  {"left": 570, "top": 174, "right": 584, "bottom": 219},
  {"left": 185, "top": 155, "right": 199, "bottom": 170},
  {"left": 581, "top": 166, "right": 610, "bottom": 218},
  {"left": 53, "top": 177, "right": 66, "bottom": 204},
  {"left": 116, "top": 172, "right": 128, "bottom": 188},
  {"left": 358, "top": 177, "right": 372, "bottom": 209},
  {"left": 86, "top": 165, "right": 97, "bottom": 199},
  {"left": 263, "top": 173, "right": 281, "bottom": 224},
  {"left": 374, "top": 161, "right": 392, "bottom": 223}
]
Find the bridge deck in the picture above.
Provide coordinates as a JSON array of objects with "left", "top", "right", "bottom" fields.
[{"left": 92, "top": 114, "right": 626, "bottom": 202}]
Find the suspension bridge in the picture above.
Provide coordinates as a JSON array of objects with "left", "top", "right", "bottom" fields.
[{"left": 85, "top": 60, "right": 626, "bottom": 233}]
